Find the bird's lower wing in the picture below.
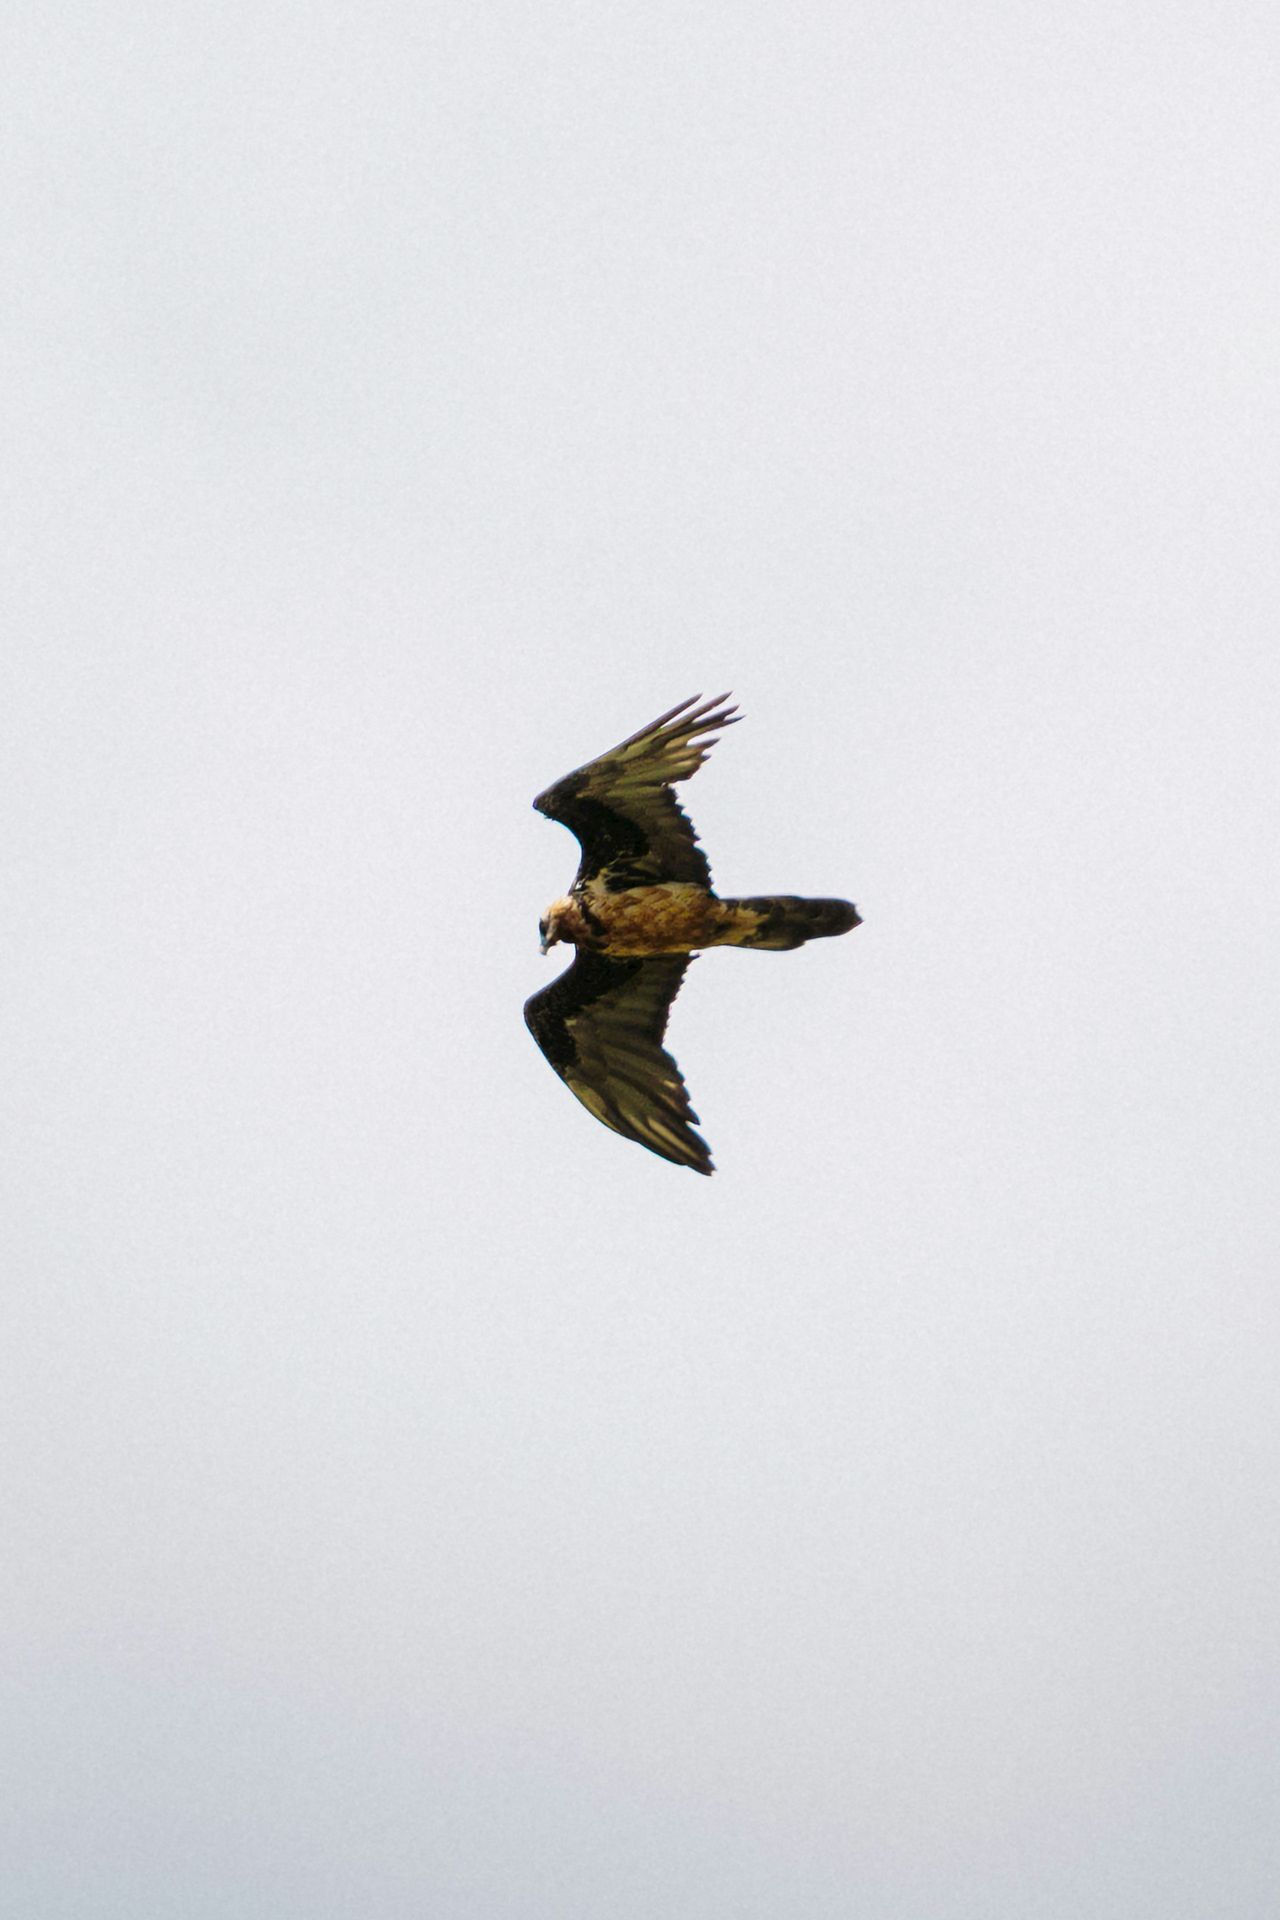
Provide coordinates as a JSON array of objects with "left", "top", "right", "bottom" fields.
[{"left": 524, "top": 950, "right": 712, "bottom": 1174}]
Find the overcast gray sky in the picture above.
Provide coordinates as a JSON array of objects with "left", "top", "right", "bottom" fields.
[{"left": 4, "top": 3, "right": 1279, "bottom": 1915}]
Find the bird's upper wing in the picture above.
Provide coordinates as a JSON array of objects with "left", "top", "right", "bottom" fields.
[
  {"left": 524, "top": 950, "right": 712, "bottom": 1174},
  {"left": 532, "top": 694, "right": 740, "bottom": 890}
]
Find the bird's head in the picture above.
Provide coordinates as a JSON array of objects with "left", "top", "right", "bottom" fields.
[{"left": 539, "top": 898, "right": 574, "bottom": 954}]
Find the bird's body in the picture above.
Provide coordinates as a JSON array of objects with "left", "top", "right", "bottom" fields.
[
  {"left": 541, "top": 881, "right": 858, "bottom": 957},
  {"left": 538, "top": 881, "right": 723, "bottom": 956},
  {"left": 525, "top": 695, "right": 861, "bottom": 1173}
]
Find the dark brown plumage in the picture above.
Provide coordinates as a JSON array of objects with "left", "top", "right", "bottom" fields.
[{"left": 525, "top": 695, "right": 861, "bottom": 1173}]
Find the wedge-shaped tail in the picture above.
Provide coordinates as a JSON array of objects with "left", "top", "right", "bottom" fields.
[{"left": 715, "top": 895, "right": 861, "bottom": 951}]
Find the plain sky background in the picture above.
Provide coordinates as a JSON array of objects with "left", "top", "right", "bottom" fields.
[{"left": 4, "top": 3, "right": 1278, "bottom": 1915}]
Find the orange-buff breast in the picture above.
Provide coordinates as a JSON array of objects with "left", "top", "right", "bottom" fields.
[{"left": 584, "top": 884, "right": 723, "bottom": 956}]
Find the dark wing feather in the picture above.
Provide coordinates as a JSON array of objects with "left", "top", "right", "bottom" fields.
[
  {"left": 524, "top": 950, "right": 713, "bottom": 1174},
  {"left": 533, "top": 694, "right": 739, "bottom": 890}
]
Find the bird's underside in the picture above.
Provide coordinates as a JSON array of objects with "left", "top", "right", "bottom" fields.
[
  {"left": 538, "top": 880, "right": 859, "bottom": 958},
  {"left": 524, "top": 694, "right": 861, "bottom": 1173}
]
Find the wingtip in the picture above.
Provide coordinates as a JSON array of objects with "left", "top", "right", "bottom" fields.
[
  {"left": 671, "top": 691, "right": 743, "bottom": 740},
  {"left": 611, "top": 692, "right": 742, "bottom": 757},
  {"left": 653, "top": 691, "right": 736, "bottom": 728}
]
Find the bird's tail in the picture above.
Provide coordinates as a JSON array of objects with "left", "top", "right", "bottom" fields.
[{"left": 715, "top": 895, "right": 862, "bottom": 951}]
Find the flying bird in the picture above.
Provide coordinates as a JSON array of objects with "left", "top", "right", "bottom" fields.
[{"left": 524, "top": 694, "right": 861, "bottom": 1174}]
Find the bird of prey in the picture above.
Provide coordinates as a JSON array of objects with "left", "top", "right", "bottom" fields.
[{"left": 524, "top": 694, "right": 861, "bottom": 1174}]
